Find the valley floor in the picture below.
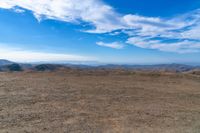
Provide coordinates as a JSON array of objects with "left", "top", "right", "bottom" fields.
[{"left": 0, "top": 70, "right": 200, "bottom": 133}]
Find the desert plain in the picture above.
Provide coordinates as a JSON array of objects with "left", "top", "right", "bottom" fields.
[{"left": 0, "top": 69, "right": 200, "bottom": 133}]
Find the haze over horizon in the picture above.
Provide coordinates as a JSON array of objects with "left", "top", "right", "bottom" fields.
[{"left": 0, "top": 0, "right": 200, "bottom": 64}]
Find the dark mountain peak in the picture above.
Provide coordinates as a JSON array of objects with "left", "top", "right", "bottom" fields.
[
  {"left": 0, "top": 63, "right": 23, "bottom": 72},
  {"left": 7, "top": 64, "right": 23, "bottom": 71},
  {"left": 34, "top": 64, "right": 64, "bottom": 71}
]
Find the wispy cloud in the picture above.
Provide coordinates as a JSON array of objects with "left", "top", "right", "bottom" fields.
[
  {"left": 0, "top": 0, "right": 124, "bottom": 33},
  {"left": 0, "top": 46, "right": 95, "bottom": 62},
  {"left": 127, "top": 37, "right": 200, "bottom": 53},
  {"left": 0, "top": 0, "right": 200, "bottom": 53},
  {"left": 13, "top": 8, "right": 25, "bottom": 13},
  {"left": 96, "top": 41, "right": 124, "bottom": 49}
]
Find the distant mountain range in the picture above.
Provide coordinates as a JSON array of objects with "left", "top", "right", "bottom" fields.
[
  {"left": 97, "top": 64, "right": 198, "bottom": 72},
  {"left": 0, "top": 59, "right": 200, "bottom": 72},
  {"left": 0, "top": 59, "right": 14, "bottom": 66}
]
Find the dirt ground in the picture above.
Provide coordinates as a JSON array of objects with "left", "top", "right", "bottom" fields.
[{"left": 0, "top": 70, "right": 200, "bottom": 133}]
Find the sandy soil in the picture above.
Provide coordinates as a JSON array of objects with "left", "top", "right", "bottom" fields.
[{"left": 0, "top": 70, "right": 200, "bottom": 133}]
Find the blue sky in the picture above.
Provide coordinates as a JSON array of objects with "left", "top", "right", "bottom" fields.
[{"left": 0, "top": 0, "right": 200, "bottom": 64}]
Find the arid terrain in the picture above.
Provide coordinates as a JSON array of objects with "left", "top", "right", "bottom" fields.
[{"left": 0, "top": 69, "right": 200, "bottom": 133}]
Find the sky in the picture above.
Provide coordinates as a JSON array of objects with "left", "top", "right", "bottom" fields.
[{"left": 0, "top": 0, "right": 200, "bottom": 65}]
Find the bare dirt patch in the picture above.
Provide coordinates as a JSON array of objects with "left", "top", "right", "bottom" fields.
[{"left": 0, "top": 70, "right": 200, "bottom": 133}]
